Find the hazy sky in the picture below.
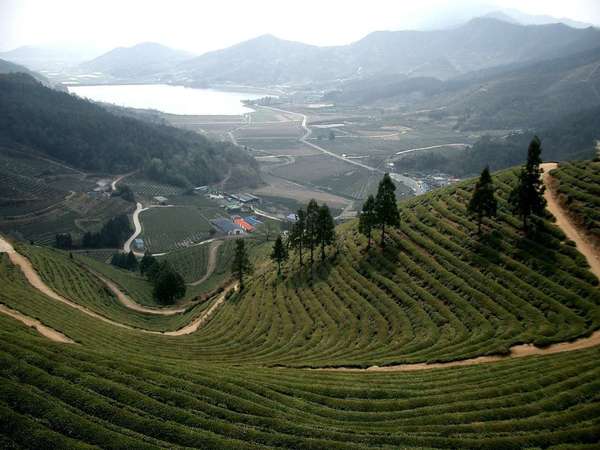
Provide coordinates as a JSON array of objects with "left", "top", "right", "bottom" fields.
[{"left": 1, "top": 0, "right": 599, "bottom": 54}]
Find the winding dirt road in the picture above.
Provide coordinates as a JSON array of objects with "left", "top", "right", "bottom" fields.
[
  {"left": 0, "top": 235, "right": 234, "bottom": 337},
  {"left": 320, "top": 330, "right": 600, "bottom": 372},
  {"left": 189, "top": 240, "right": 223, "bottom": 286},
  {"left": 542, "top": 162, "right": 600, "bottom": 279},
  {"left": 123, "top": 202, "right": 144, "bottom": 255},
  {"left": 1, "top": 161, "right": 599, "bottom": 368},
  {"left": 315, "top": 162, "right": 600, "bottom": 372},
  {"left": 0, "top": 304, "right": 75, "bottom": 344},
  {"left": 91, "top": 269, "right": 187, "bottom": 315}
]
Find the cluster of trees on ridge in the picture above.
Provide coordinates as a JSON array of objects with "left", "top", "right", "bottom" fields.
[
  {"left": 262, "top": 136, "right": 549, "bottom": 283},
  {"left": 55, "top": 215, "right": 132, "bottom": 250},
  {"left": 110, "top": 250, "right": 138, "bottom": 271},
  {"left": 139, "top": 252, "right": 186, "bottom": 304},
  {"left": 0, "top": 73, "right": 260, "bottom": 189},
  {"left": 396, "top": 106, "right": 599, "bottom": 178}
]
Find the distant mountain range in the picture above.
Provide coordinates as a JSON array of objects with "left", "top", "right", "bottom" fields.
[
  {"left": 2, "top": 14, "right": 598, "bottom": 89},
  {"left": 0, "top": 58, "right": 50, "bottom": 85},
  {"left": 326, "top": 45, "right": 600, "bottom": 130},
  {"left": 79, "top": 42, "right": 195, "bottom": 78},
  {"left": 0, "top": 45, "right": 101, "bottom": 71},
  {"left": 486, "top": 8, "right": 594, "bottom": 29},
  {"left": 67, "top": 18, "right": 600, "bottom": 87}
]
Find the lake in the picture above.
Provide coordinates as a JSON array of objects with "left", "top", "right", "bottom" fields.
[{"left": 67, "top": 84, "right": 265, "bottom": 115}]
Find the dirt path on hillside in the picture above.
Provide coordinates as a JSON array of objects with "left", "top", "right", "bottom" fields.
[
  {"left": 0, "top": 304, "right": 75, "bottom": 343},
  {"left": 542, "top": 162, "right": 600, "bottom": 279},
  {"left": 90, "top": 270, "right": 187, "bottom": 315},
  {"left": 189, "top": 240, "right": 223, "bottom": 286},
  {"left": 317, "top": 330, "right": 600, "bottom": 372},
  {"left": 313, "top": 162, "right": 600, "bottom": 373},
  {"left": 0, "top": 235, "right": 233, "bottom": 337},
  {"left": 163, "top": 284, "right": 237, "bottom": 336},
  {"left": 111, "top": 171, "right": 137, "bottom": 192}
]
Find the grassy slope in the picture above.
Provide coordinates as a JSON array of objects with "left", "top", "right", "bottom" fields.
[{"left": 0, "top": 166, "right": 599, "bottom": 448}]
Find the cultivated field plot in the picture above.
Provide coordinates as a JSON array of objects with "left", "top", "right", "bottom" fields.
[
  {"left": 242, "top": 139, "right": 320, "bottom": 156},
  {"left": 140, "top": 206, "right": 214, "bottom": 253},
  {"left": 126, "top": 176, "right": 185, "bottom": 198},
  {"left": 315, "top": 119, "right": 479, "bottom": 167},
  {"left": 0, "top": 194, "right": 133, "bottom": 245},
  {"left": 1, "top": 164, "right": 600, "bottom": 448},
  {"left": 271, "top": 154, "right": 358, "bottom": 184},
  {"left": 250, "top": 107, "right": 299, "bottom": 123},
  {"left": 267, "top": 153, "right": 395, "bottom": 200},
  {"left": 160, "top": 243, "right": 210, "bottom": 283},
  {"left": 0, "top": 170, "right": 66, "bottom": 217},
  {"left": 0, "top": 151, "right": 90, "bottom": 217},
  {"left": 72, "top": 248, "right": 115, "bottom": 263},
  {"left": 252, "top": 173, "right": 351, "bottom": 211},
  {"left": 234, "top": 122, "right": 304, "bottom": 141}
]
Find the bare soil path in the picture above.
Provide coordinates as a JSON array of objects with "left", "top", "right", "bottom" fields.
[
  {"left": 542, "top": 162, "right": 600, "bottom": 279},
  {"left": 313, "top": 163, "right": 600, "bottom": 372},
  {"left": 189, "top": 240, "right": 223, "bottom": 286},
  {"left": 318, "top": 331, "right": 600, "bottom": 372},
  {"left": 0, "top": 235, "right": 233, "bottom": 338},
  {"left": 90, "top": 269, "right": 187, "bottom": 315},
  {"left": 111, "top": 170, "right": 137, "bottom": 192},
  {"left": 0, "top": 304, "right": 75, "bottom": 344},
  {"left": 123, "top": 202, "right": 144, "bottom": 255}
]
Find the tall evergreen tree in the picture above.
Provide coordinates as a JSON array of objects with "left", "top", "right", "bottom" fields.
[
  {"left": 152, "top": 262, "right": 186, "bottom": 305},
  {"left": 358, "top": 195, "right": 377, "bottom": 250},
  {"left": 375, "top": 173, "right": 400, "bottom": 247},
  {"left": 305, "top": 199, "right": 320, "bottom": 266},
  {"left": 289, "top": 209, "right": 306, "bottom": 266},
  {"left": 231, "top": 239, "right": 253, "bottom": 291},
  {"left": 468, "top": 166, "right": 497, "bottom": 235},
  {"left": 139, "top": 250, "right": 157, "bottom": 275},
  {"left": 509, "top": 136, "right": 547, "bottom": 232},
  {"left": 270, "top": 235, "right": 288, "bottom": 275},
  {"left": 316, "top": 204, "right": 336, "bottom": 261},
  {"left": 126, "top": 250, "right": 138, "bottom": 271}
]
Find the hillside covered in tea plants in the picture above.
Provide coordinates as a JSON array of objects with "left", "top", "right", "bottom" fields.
[{"left": 0, "top": 161, "right": 599, "bottom": 449}]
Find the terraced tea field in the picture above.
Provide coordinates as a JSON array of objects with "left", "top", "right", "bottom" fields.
[
  {"left": 0, "top": 162, "right": 599, "bottom": 448},
  {"left": 139, "top": 206, "right": 215, "bottom": 253}
]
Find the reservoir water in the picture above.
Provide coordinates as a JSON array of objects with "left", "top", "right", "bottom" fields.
[{"left": 67, "top": 84, "right": 264, "bottom": 115}]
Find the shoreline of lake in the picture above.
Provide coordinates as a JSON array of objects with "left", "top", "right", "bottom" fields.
[{"left": 67, "top": 84, "right": 266, "bottom": 115}]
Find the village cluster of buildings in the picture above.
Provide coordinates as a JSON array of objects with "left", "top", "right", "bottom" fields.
[
  {"left": 211, "top": 215, "right": 263, "bottom": 235},
  {"left": 205, "top": 191, "right": 264, "bottom": 236}
]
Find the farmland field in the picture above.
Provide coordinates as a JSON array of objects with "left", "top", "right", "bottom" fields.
[
  {"left": 139, "top": 206, "right": 214, "bottom": 253},
  {"left": 0, "top": 162, "right": 599, "bottom": 448}
]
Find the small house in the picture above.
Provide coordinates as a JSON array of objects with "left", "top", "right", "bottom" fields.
[
  {"left": 244, "top": 216, "right": 262, "bottom": 227},
  {"left": 153, "top": 196, "right": 168, "bottom": 205},
  {"left": 234, "top": 217, "right": 255, "bottom": 233},
  {"left": 211, "top": 218, "right": 245, "bottom": 235},
  {"left": 231, "top": 193, "right": 261, "bottom": 205}
]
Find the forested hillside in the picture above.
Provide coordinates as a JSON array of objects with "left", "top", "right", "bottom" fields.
[
  {"left": 0, "top": 73, "right": 260, "bottom": 188},
  {"left": 0, "top": 58, "right": 51, "bottom": 86},
  {"left": 396, "top": 106, "right": 600, "bottom": 176},
  {"left": 328, "top": 45, "right": 600, "bottom": 130}
]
